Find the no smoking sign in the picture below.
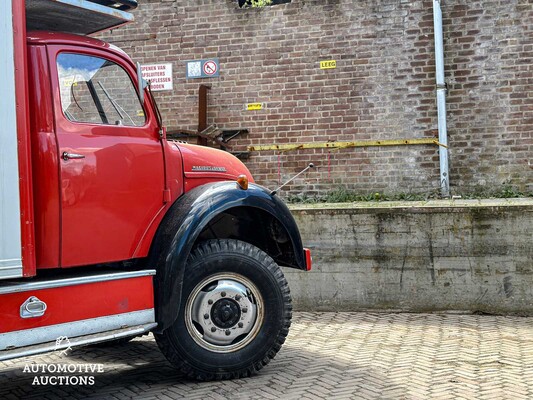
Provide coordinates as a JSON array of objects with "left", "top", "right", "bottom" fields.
[
  {"left": 186, "top": 58, "right": 220, "bottom": 79},
  {"left": 203, "top": 60, "right": 217, "bottom": 75}
]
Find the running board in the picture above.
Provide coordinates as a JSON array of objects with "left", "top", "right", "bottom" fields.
[
  {"left": 0, "top": 322, "right": 157, "bottom": 361},
  {"left": 0, "top": 269, "right": 157, "bottom": 358}
]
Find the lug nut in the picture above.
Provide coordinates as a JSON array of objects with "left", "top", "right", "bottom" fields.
[
  {"left": 225, "top": 330, "right": 231, "bottom": 336},
  {"left": 221, "top": 291, "right": 226, "bottom": 297},
  {"left": 204, "top": 313, "right": 209, "bottom": 319},
  {"left": 211, "top": 327, "right": 217, "bottom": 332},
  {"left": 208, "top": 299, "right": 213, "bottom": 305},
  {"left": 235, "top": 294, "right": 241, "bottom": 301},
  {"left": 238, "top": 322, "right": 244, "bottom": 328},
  {"left": 242, "top": 308, "right": 248, "bottom": 313}
]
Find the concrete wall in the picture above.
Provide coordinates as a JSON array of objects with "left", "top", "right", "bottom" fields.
[
  {"left": 284, "top": 199, "right": 533, "bottom": 315},
  {"left": 98, "top": 0, "right": 533, "bottom": 197}
]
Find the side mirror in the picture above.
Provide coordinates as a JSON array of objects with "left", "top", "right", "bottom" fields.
[{"left": 136, "top": 62, "right": 148, "bottom": 104}]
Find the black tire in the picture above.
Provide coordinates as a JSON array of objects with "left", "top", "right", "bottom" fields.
[{"left": 155, "top": 239, "right": 292, "bottom": 381}]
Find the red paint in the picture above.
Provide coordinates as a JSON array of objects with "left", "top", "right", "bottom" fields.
[
  {"left": 0, "top": 275, "right": 154, "bottom": 333},
  {"left": 22, "top": 31, "right": 251, "bottom": 269},
  {"left": 26, "top": 37, "right": 185, "bottom": 266},
  {"left": 131, "top": 140, "right": 184, "bottom": 258},
  {"left": 23, "top": 32, "right": 183, "bottom": 268},
  {"left": 0, "top": 3, "right": 310, "bottom": 364},
  {"left": 26, "top": 31, "right": 121, "bottom": 51},
  {"left": 13, "top": 0, "right": 36, "bottom": 276},
  {"left": 27, "top": 45, "right": 61, "bottom": 269},
  {"left": 178, "top": 143, "right": 254, "bottom": 192},
  {"left": 304, "top": 248, "right": 312, "bottom": 271}
]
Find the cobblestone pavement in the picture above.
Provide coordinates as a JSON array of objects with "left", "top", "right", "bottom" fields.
[{"left": 1, "top": 312, "right": 533, "bottom": 399}]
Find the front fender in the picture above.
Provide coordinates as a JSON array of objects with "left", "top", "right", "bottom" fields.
[{"left": 151, "top": 181, "right": 306, "bottom": 332}]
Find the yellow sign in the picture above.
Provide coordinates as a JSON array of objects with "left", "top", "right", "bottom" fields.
[
  {"left": 246, "top": 103, "right": 263, "bottom": 111},
  {"left": 62, "top": 77, "right": 78, "bottom": 87},
  {"left": 320, "top": 60, "right": 337, "bottom": 69}
]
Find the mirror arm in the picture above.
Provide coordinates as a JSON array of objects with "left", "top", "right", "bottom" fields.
[{"left": 136, "top": 62, "right": 146, "bottom": 104}]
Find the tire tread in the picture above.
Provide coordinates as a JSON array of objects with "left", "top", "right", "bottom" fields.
[{"left": 156, "top": 239, "right": 292, "bottom": 381}]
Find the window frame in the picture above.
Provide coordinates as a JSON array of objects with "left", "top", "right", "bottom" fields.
[{"left": 54, "top": 49, "right": 149, "bottom": 130}]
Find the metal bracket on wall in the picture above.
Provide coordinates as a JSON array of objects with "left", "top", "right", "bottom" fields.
[
  {"left": 218, "top": 129, "right": 250, "bottom": 159},
  {"left": 168, "top": 127, "right": 250, "bottom": 159},
  {"left": 248, "top": 138, "right": 448, "bottom": 152},
  {"left": 167, "top": 84, "right": 250, "bottom": 159}
]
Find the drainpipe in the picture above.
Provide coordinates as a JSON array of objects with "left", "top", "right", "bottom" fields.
[{"left": 433, "top": 0, "right": 450, "bottom": 197}]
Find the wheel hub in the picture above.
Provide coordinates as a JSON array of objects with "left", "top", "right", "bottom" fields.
[
  {"left": 186, "top": 274, "right": 263, "bottom": 351},
  {"left": 211, "top": 299, "right": 241, "bottom": 329}
]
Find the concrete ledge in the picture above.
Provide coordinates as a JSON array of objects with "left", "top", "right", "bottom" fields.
[{"left": 284, "top": 198, "right": 533, "bottom": 315}]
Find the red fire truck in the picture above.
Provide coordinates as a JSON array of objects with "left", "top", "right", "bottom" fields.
[{"left": 0, "top": 0, "right": 311, "bottom": 380}]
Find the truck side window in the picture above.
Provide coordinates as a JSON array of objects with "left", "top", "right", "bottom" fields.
[{"left": 57, "top": 53, "right": 146, "bottom": 127}]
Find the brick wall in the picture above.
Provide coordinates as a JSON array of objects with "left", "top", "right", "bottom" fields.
[{"left": 97, "top": 0, "right": 532, "bottom": 197}]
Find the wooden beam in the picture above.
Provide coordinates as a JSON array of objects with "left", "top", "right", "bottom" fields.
[{"left": 248, "top": 138, "right": 447, "bottom": 152}]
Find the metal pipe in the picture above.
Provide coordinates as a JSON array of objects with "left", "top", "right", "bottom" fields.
[
  {"left": 198, "top": 85, "right": 210, "bottom": 146},
  {"left": 271, "top": 163, "right": 314, "bottom": 196},
  {"left": 433, "top": 0, "right": 450, "bottom": 197}
]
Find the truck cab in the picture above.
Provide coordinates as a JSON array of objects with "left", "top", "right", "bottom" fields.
[
  {"left": 28, "top": 31, "right": 173, "bottom": 269},
  {"left": 0, "top": 0, "right": 310, "bottom": 380}
]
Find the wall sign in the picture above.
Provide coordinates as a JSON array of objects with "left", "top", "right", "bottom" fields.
[
  {"left": 141, "top": 63, "right": 173, "bottom": 91},
  {"left": 246, "top": 103, "right": 263, "bottom": 111},
  {"left": 320, "top": 60, "right": 337, "bottom": 69},
  {"left": 186, "top": 58, "right": 220, "bottom": 79}
]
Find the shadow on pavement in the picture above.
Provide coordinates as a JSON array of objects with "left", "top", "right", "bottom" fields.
[{"left": 0, "top": 332, "right": 388, "bottom": 400}]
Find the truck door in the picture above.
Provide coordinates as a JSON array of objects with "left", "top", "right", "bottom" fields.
[{"left": 49, "top": 46, "right": 165, "bottom": 267}]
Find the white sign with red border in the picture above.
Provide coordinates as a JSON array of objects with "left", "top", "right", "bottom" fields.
[
  {"left": 141, "top": 63, "right": 173, "bottom": 91},
  {"left": 203, "top": 60, "right": 217, "bottom": 76}
]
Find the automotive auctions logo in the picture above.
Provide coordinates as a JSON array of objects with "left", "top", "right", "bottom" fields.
[
  {"left": 23, "top": 336, "right": 105, "bottom": 386},
  {"left": 55, "top": 335, "right": 72, "bottom": 356},
  {"left": 23, "top": 363, "right": 104, "bottom": 386}
]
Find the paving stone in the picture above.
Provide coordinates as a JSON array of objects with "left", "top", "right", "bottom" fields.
[{"left": 1, "top": 312, "right": 533, "bottom": 399}]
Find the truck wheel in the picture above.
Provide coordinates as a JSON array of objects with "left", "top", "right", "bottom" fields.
[{"left": 155, "top": 239, "right": 292, "bottom": 380}]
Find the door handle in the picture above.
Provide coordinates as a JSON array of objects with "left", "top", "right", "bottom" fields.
[{"left": 62, "top": 152, "right": 85, "bottom": 161}]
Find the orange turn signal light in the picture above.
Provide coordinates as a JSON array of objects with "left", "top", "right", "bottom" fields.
[{"left": 237, "top": 175, "right": 249, "bottom": 190}]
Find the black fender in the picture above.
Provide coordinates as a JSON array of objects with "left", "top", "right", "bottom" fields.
[{"left": 149, "top": 181, "right": 306, "bottom": 333}]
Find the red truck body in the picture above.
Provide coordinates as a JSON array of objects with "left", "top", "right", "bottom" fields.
[{"left": 0, "top": 0, "right": 309, "bottom": 380}]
